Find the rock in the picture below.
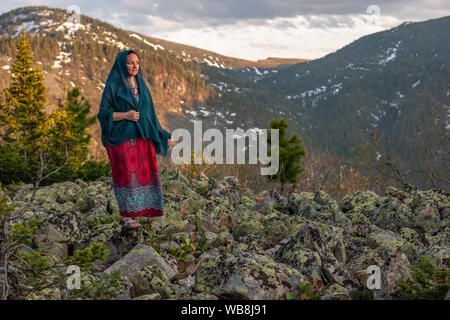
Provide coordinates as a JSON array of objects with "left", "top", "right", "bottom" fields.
[
  {"left": 106, "top": 197, "right": 119, "bottom": 215},
  {"left": 252, "top": 192, "right": 275, "bottom": 213},
  {"left": 379, "top": 252, "right": 412, "bottom": 299},
  {"left": 273, "top": 223, "right": 360, "bottom": 289},
  {"left": 194, "top": 250, "right": 304, "bottom": 299},
  {"left": 46, "top": 210, "right": 90, "bottom": 245},
  {"left": 322, "top": 256, "right": 361, "bottom": 291},
  {"left": 417, "top": 246, "right": 450, "bottom": 268},
  {"left": 320, "top": 283, "right": 352, "bottom": 300},
  {"left": 385, "top": 186, "right": 409, "bottom": 201},
  {"left": 370, "top": 196, "right": 413, "bottom": 232},
  {"left": 89, "top": 221, "right": 143, "bottom": 264},
  {"left": 439, "top": 206, "right": 450, "bottom": 220},
  {"left": 27, "top": 287, "right": 62, "bottom": 300},
  {"left": 313, "top": 190, "right": 341, "bottom": 213},
  {"left": 177, "top": 274, "right": 196, "bottom": 290},
  {"left": 190, "top": 179, "right": 210, "bottom": 196},
  {"left": 194, "top": 213, "right": 219, "bottom": 233},
  {"left": 180, "top": 197, "right": 207, "bottom": 218},
  {"left": 74, "top": 178, "right": 89, "bottom": 188},
  {"left": 274, "top": 224, "right": 328, "bottom": 261},
  {"left": 132, "top": 293, "right": 161, "bottom": 300},
  {"left": 367, "top": 229, "right": 408, "bottom": 254},
  {"left": 338, "top": 190, "right": 379, "bottom": 213},
  {"left": 132, "top": 264, "right": 188, "bottom": 298},
  {"left": 163, "top": 180, "right": 202, "bottom": 200},
  {"left": 412, "top": 205, "right": 441, "bottom": 234},
  {"left": 188, "top": 292, "right": 219, "bottom": 300},
  {"left": 288, "top": 191, "right": 348, "bottom": 227},
  {"left": 114, "top": 275, "right": 134, "bottom": 300},
  {"left": 7, "top": 169, "right": 450, "bottom": 301},
  {"left": 208, "top": 176, "right": 240, "bottom": 207},
  {"left": 33, "top": 222, "right": 68, "bottom": 264},
  {"left": 260, "top": 216, "right": 290, "bottom": 248},
  {"left": 53, "top": 181, "right": 82, "bottom": 204},
  {"left": 103, "top": 244, "right": 177, "bottom": 280},
  {"left": 232, "top": 219, "right": 264, "bottom": 239}
]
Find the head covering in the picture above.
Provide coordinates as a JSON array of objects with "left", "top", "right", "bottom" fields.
[{"left": 97, "top": 49, "right": 171, "bottom": 156}]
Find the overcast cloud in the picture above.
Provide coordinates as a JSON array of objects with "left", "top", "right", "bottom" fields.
[{"left": 2, "top": 1, "right": 449, "bottom": 60}]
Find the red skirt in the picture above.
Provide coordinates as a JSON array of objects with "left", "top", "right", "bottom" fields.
[{"left": 106, "top": 137, "right": 164, "bottom": 217}]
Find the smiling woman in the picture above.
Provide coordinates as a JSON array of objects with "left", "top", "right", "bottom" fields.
[{"left": 97, "top": 49, "right": 172, "bottom": 230}]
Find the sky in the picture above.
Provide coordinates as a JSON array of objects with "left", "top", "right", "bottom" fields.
[{"left": 2, "top": 0, "right": 450, "bottom": 61}]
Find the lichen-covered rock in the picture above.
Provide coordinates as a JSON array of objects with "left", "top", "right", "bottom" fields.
[
  {"left": 27, "top": 287, "right": 62, "bottom": 300},
  {"left": 103, "top": 244, "right": 177, "bottom": 280},
  {"left": 194, "top": 250, "right": 304, "bottom": 299},
  {"left": 259, "top": 214, "right": 291, "bottom": 248},
  {"left": 416, "top": 246, "right": 450, "bottom": 268},
  {"left": 6, "top": 167, "right": 449, "bottom": 301},
  {"left": 45, "top": 210, "right": 90, "bottom": 245},
  {"left": 378, "top": 252, "right": 412, "bottom": 299},
  {"left": 163, "top": 180, "right": 203, "bottom": 200},
  {"left": 411, "top": 205, "right": 441, "bottom": 234},
  {"left": 232, "top": 219, "right": 264, "bottom": 239},
  {"left": 385, "top": 186, "right": 410, "bottom": 201},
  {"left": 188, "top": 292, "right": 219, "bottom": 300},
  {"left": 273, "top": 223, "right": 360, "bottom": 290},
  {"left": 320, "top": 283, "right": 352, "bottom": 300},
  {"left": 369, "top": 196, "right": 414, "bottom": 232},
  {"left": 207, "top": 176, "right": 240, "bottom": 207},
  {"left": 132, "top": 264, "right": 188, "bottom": 298},
  {"left": 367, "top": 229, "right": 410, "bottom": 255},
  {"left": 338, "top": 190, "right": 380, "bottom": 213},
  {"left": 252, "top": 191, "right": 275, "bottom": 214},
  {"left": 33, "top": 222, "right": 68, "bottom": 264},
  {"left": 132, "top": 293, "right": 161, "bottom": 300},
  {"left": 190, "top": 179, "right": 210, "bottom": 196},
  {"left": 288, "top": 190, "right": 352, "bottom": 229}
]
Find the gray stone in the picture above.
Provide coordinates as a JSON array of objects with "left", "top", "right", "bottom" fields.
[{"left": 103, "top": 244, "right": 177, "bottom": 280}]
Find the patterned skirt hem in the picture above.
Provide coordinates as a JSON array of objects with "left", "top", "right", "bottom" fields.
[{"left": 120, "top": 208, "right": 164, "bottom": 218}]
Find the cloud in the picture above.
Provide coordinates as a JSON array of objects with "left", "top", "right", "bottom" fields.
[
  {"left": 2, "top": 0, "right": 449, "bottom": 29},
  {"left": 0, "top": 1, "right": 448, "bottom": 61}
]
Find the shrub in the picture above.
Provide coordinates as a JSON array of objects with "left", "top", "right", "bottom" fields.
[
  {"left": 397, "top": 255, "right": 450, "bottom": 299},
  {"left": 77, "top": 160, "right": 111, "bottom": 182}
]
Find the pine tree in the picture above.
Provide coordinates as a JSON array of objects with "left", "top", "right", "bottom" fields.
[
  {"left": 267, "top": 118, "right": 306, "bottom": 194},
  {"left": 46, "top": 86, "right": 96, "bottom": 180},
  {"left": 0, "top": 29, "right": 48, "bottom": 164}
]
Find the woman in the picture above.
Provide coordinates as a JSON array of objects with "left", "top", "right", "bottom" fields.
[{"left": 97, "top": 49, "right": 171, "bottom": 229}]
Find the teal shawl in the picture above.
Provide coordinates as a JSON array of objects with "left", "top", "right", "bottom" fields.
[{"left": 97, "top": 49, "right": 171, "bottom": 156}]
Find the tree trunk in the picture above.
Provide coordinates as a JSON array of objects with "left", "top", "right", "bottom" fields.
[{"left": 0, "top": 217, "right": 10, "bottom": 300}]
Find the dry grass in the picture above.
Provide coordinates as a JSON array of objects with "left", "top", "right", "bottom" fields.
[{"left": 158, "top": 148, "right": 380, "bottom": 200}]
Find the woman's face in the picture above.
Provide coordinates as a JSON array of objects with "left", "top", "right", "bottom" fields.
[{"left": 126, "top": 53, "right": 139, "bottom": 77}]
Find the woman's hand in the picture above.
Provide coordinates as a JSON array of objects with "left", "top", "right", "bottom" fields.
[{"left": 125, "top": 110, "right": 139, "bottom": 121}]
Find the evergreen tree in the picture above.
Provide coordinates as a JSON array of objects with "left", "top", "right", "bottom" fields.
[
  {"left": 267, "top": 118, "right": 306, "bottom": 193},
  {"left": 46, "top": 86, "right": 96, "bottom": 180},
  {"left": 0, "top": 29, "right": 48, "bottom": 164}
]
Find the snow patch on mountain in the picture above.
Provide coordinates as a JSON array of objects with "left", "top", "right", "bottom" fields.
[
  {"left": 379, "top": 41, "right": 402, "bottom": 66},
  {"left": 14, "top": 21, "right": 39, "bottom": 36}
]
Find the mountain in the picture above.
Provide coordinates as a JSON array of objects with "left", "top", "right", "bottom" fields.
[
  {"left": 254, "top": 16, "right": 449, "bottom": 176},
  {"left": 0, "top": 6, "right": 448, "bottom": 190},
  {"left": 180, "top": 16, "right": 449, "bottom": 190},
  {"left": 0, "top": 5, "right": 308, "bottom": 161}
]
